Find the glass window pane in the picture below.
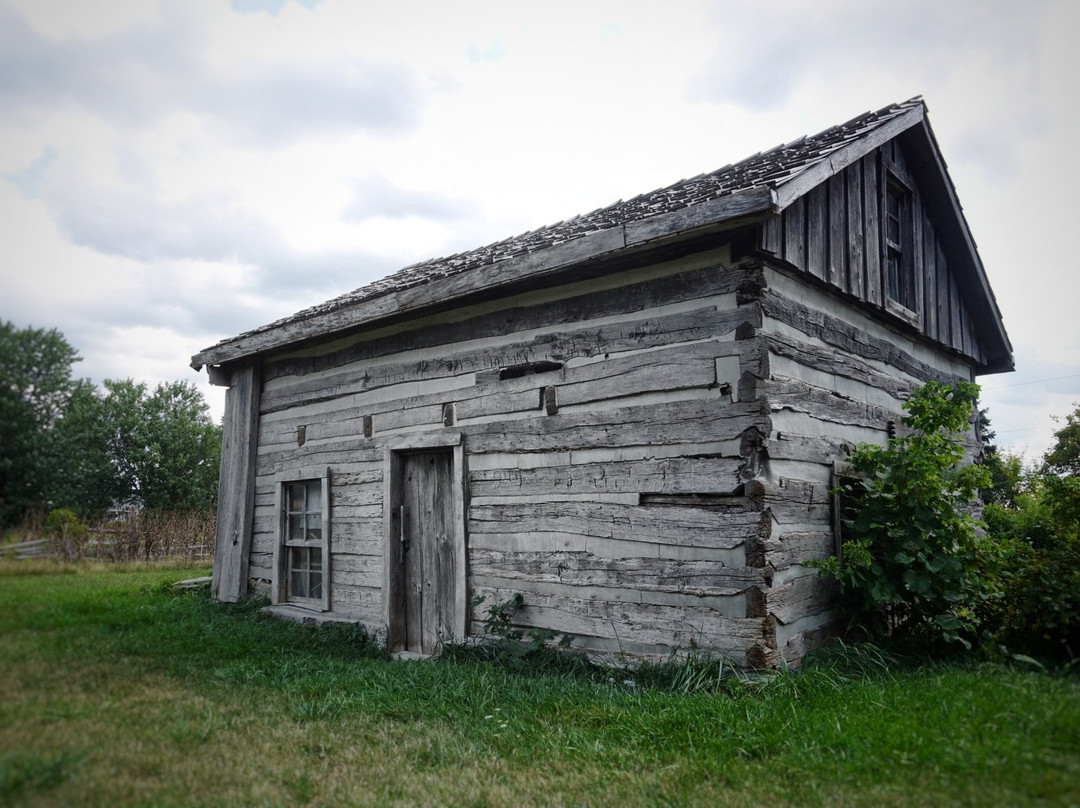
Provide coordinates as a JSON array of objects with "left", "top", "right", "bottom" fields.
[
  {"left": 309, "top": 548, "right": 322, "bottom": 571},
  {"left": 310, "top": 574, "right": 322, "bottom": 600},
  {"left": 289, "top": 484, "right": 305, "bottom": 513},
  {"left": 307, "top": 482, "right": 322, "bottom": 510},
  {"left": 288, "top": 516, "right": 304, "bottom": 542},
  {"left": 306, "top": 514, "right": 321, "bottom": 542},
  {"left": 290, "top": 571, "right": 306, "bottom": 599}
]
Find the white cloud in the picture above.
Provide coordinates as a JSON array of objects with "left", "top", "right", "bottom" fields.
[{"left": 0, "top": 0, "right": 1077, "bottom": 456}]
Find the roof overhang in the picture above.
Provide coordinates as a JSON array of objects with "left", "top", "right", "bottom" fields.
[{"left": 191, "top": 185, "right": 779, "bottom": 372}]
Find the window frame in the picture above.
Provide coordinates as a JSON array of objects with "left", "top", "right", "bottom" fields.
[
  {"left": 883, "top": 170, "right": 917, "bottom": 317},
  {"left": 272, "top": 466, "right": 331, "bottom": 611}
]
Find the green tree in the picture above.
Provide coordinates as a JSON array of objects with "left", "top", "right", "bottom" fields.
[
  {"left": 0, "top": 321, "right": 80, "bottom": 525},
  {"left": 44, "top": 378, "right": 222, "bottom": 515},
  {"left": 43, "top": 380, "right": 119, "bottom": 516},
  {"left": 135, "top": 380, "right": 222, "bottom": 510},
  {"left": 980, "top": 404, "right": 1080, "bottom": 663}
]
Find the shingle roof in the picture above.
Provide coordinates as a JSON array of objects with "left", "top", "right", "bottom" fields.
[{"left": 195, "top": 97, "right": 926, "bottom": 364}]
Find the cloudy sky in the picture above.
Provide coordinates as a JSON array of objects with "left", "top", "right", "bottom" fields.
[{"left": 1, "top": 0, "right": 1077, "bottom": 460}]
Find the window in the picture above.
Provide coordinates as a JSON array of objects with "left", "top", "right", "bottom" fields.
[
  {"left": 273, "top": 468, "right": 330, "bottom": 610},
  {"left": 884, "top": 177, "right": 916, "bottom": 311}
]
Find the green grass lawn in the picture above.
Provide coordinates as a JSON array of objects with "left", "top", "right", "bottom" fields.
[{"left": 1, "top": 561, "right": 1078, "bottom": 807}]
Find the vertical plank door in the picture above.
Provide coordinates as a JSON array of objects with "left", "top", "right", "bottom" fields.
[{"left": 401, "top": 451, "right": 456, "bottom": 654}]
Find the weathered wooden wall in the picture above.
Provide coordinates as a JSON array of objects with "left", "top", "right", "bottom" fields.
[
  {"left": 751, "top": 264, "right": 977, "bottom": 666},
  {"left": 247, "top": 246, "right": 781, "bottom": 663},
  {"left": 761, "top": 140, "right": 985, "bottom": 365}
]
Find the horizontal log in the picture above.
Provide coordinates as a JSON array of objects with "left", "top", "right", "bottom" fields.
[
  {"left": 766, "top": 333, "right": 916, "bottom": 399},
  {"left": 760, "top": 289, "right": 957, "bottom": 384},
  {"left": 261, "top": 262, "right": 763, "bottom": 382},
  {"left": 468, "top": 455, "right": 745, "bottom": 498},
  {"left": 256, "top": 440, "right": 381, "bottom": 475},
  {"left": 467, "top": 531, "right": 745, "bottom": 565},
  {"left": 457, "top": 341, "right": 732, "bottom": 421},
  {"left": 766, "top": 431, "right": 855, "bottom": 463},
  {"left": 468, "top": 501, "right": 765, "bottom": 549},
  {"left": 331, "top": 554, "right": 382, "bottom": 588},
  {"left": 465, "top": 398, "right": 767, "bottom": 455},
  {"left": 762, "top": 530, "right": 835, "bottom": 570},
  {"left": 259, "top": 305, "right": 760, "bottom": 414},
  {"left": 472, "top": 585, "right": 766, "bottom": 651},
  {"left": 760, "top": 378, "right": 899, "bottom": 430},
  {"left": 766, "top": 572, "right": 836, "bottom": 625},
  {"left": 469, "top": 549, "right": 765, "bottom": 597},
  {"left": 469, "top": 574, "right": 748, "bottom": 616}
]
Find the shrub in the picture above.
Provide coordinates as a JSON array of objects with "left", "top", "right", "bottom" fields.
[{"left": 813, "top": 381, "right": 991, "bottom": 650}]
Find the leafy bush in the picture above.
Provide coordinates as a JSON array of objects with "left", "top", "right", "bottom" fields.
[
  {"left": 813, "top": 381, "right": 991, "bottom": 650},
  {"left": 979, "top": 404, "right": 1080, "bottom": 664}
]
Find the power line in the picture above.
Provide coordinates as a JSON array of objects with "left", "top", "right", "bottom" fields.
[{"left": 982, "top": 373, "right": 1080, "bottom": 391}]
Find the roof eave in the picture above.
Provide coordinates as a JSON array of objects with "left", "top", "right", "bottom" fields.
[{"left": 191, "top": 185, "right": 779, "bottom": 371}]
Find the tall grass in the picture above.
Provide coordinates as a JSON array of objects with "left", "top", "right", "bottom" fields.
[{"left": 3, "top": 508, "right": 215, "bottom": 563}]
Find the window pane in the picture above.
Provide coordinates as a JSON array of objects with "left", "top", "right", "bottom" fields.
[
  {"left": 289, "top": 484, "right": 305, "bottom": 513},
  {"left": 290, "top": 570, "right": 307, "bottom": 599},
  {"left": 307, "top": 482, "right": 322, "bottom": 510},
  {"left": 288, "top": 515, "right": 304, "bottom": 542},
  {"left": 306, "top": 514, "right": 321, "bottom": 542},
  {"left": 309, "top": 547, "right": 322, "bottom": 572},
  {"left": 310, "top": 573, "right": 322, "bottom": 600},
  {"left": 291, "top": 546, "right": 308, "bottom": 572}
]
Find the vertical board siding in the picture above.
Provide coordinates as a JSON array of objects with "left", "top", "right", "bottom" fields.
[
  {"left": 845, "top": 160, "right": 865, "bottom": 300},
  {"left": 827, "top": 174, "right": 847, "bottom": 289},
  {"left": 862, "top": 154, "right": 882, "bottom": 308},
  {"left": 775, "top": 140, "right": 983, "bottom": 366},
  {"left": 806, "top": 183, "right": 827, "bottom": 281}
]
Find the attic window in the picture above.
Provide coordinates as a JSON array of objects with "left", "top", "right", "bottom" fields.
[{"left": 884, "top": 177, "right": 916, "bottom": 311}]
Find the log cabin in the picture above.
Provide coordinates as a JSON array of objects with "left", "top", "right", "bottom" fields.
[{"left": 191, "top": 97, "right": 1013, "bottom": 667}]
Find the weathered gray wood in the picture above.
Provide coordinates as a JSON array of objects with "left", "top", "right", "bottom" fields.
[
  {"left": 624, "top": 185, "right": 777, "bottom": 246},
  {"left": 331, "top": 554, "right": 382, "bottom": 588},
  {"left": 472, "top": 585, "right": 766, "bottom": 651},
  {"left": 256, "top": 441, "right": 381, "bottom": 476},
  {"left": 806, "top": 183, "right": 827, "bottom": 281},
  {"left": 767, "top": 572, "right": 836, "bottom": 624},
  {"left": 863, "top": 153, "right": 882, "bottom": 308},
  {"left": 766, "top": 431, "right": 855, "bottom": 463},
  {"left": 195, "top": 188, "right": 778, "bottom": 371},
  {"left": 827, "top": 174, "right": 847, "bottom": 290},
  {"left": 949, "top": 273, "right": 963, "bottom": 352},
  {"left": 469, "top": 455, "right": 744, "bottom": 498},
  {"left": 936, "top": 242, "right": 950, "bottom": 346},
  {"left": 911, "top": 187, "right": 924, "bottom": 321},
  {"left": 457, "top": 341, "right": 730, "bottom": 421},
  {"left": 761, "top": 215, "right": 782, "bottom": 255},
  {"left": 783, "top": 195, "right": 805, "bottom": 269},
  {"left": 923, "top": 214, "right": 938, "bottom": 340},
  {"left": 773, "top": 103, "right": 924, "bottom": 209},
  {"left": 760, "top": 289, "right": 958, "bottom": 384},
  {"left": 465, "top": 398, "right": 768, "bottom": 455},
  {"left": 765, "top": 333, "right": 918, "bottom": 399},
  {"left": 762, "top": 530, "right": 834, "bottom": 569},
  {"left": 468, "top": 501, "right": 767, "bottom": 549},
  {"left": 213, "top": 364, "right": 261, "bottom": 602},
  {"left": 845, "top": 161, "right": 865, "bottom": 300},
  {"left": 259, "top": 305, "right": 760, "bottom": 414},
  {"left": 470, "top": 549, "right": 765, "bottom": 597},
  {"left": 262, "top": 262, "right": 764, "bottom": 383}
]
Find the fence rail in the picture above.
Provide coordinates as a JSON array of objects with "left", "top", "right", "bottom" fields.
[{"left": 3, "top": 510, "right": 216, "bottom": 564}]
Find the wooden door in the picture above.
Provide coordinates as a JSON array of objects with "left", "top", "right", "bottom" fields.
[{"left": 400, "top": 450, "right": 456, "bottom": 654}]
